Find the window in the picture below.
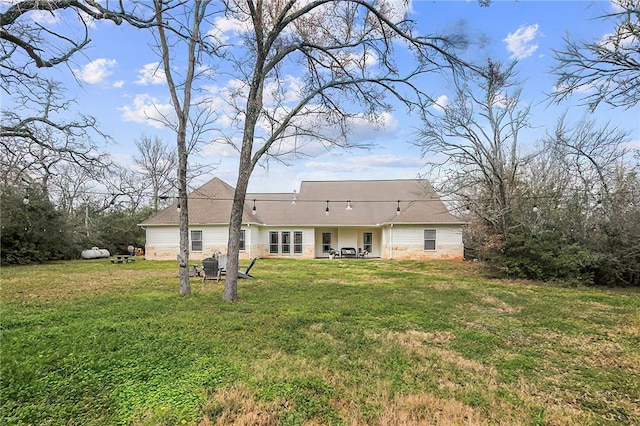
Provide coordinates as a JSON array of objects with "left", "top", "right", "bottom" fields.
[
  {"left": 191, "top": 230, "right": 203, "bottom": 252},
  {"left": 322, "top": 232, "right": 331, "bottom": 253},
  {"left": 239, "top": 229, "right": 246, "bottom": 251},
  {"left": 294, "top": 231, "right": 303, "bottom": 254},
  {"left": 424, "top": 229, "right": 436, "bottom": 250},
  {"left": 281, "top": 231, "right": 291, "bottom": 254},
  {"left": 269, "top": 231, "right": 279, "bottom": 253},
  {"left": 363, "top": 232, "right": 373, "bottom": 253}
]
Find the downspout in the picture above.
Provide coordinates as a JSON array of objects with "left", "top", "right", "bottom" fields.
[
  {"left": 390, "top": 223, "right": 394, "bottom": 260},
  {"left": 247, "top": 223, "right": 251, "bottom": 258}
]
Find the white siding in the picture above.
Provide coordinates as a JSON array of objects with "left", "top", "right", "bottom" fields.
[
  {"left": 144, "top": 225, "right": 252, "bottom": 260},
  {"left": 382, "top": 224, "right": 463, "bottom": 260},
  {"left": 338, "top": 228, "right": 358, "bottom": 249},
  {"left": 145, "top": 223, "right": 462, "bottom": 260},
  {"left": 145, "top": 226, "right": 179, "bottom": 260}
]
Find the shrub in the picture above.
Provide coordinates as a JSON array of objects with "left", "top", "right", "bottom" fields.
[{"left": 489, "top": 232, "right": 596, "bottom": 285}]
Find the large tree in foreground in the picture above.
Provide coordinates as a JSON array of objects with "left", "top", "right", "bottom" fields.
[
  {"left": 551, "top": 0, "right": 640, "bottom": 110},
  {"left": 217, "top": 0, "right": 482, "bottom": 301},
  {"left": 151, "top": 0, "right": 220, "bottom": 295}
]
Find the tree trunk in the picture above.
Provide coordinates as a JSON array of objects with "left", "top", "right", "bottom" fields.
[
  {"left": 223, "top": 176, "right": 248, "bottom": 301},
  {"left": 177, "top": 121, "right": 190, "bottom": 296},
  {"left": 223, "top": 31, "right": 264, "bottom": 301},
  {"left": 224, "top": 132, "right": 257, "bottom": 301}
]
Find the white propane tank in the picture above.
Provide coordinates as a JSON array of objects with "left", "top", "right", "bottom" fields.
[{"left": 81, "top": 247, "right": 111, "bottom": 259}]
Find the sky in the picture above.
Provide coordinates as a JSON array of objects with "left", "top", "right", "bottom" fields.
[{"left": 4, "top": 0, "right": 639, "bottom": 194}]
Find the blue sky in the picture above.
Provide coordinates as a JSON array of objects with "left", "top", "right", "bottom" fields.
[{"left": 6, "top": 0, "right": 639, "bottom": 194}]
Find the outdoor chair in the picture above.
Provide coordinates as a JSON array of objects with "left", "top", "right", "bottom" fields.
[
  {"left": 201, "top": 257, "right": 219, "bottom": 282},
  {"left": 238, "top": 257, "right": 257, "bottom": 279},
  {"left": 211, "top": 255, "right": 256, "bottom": 280},
  {"left": 357, "top": 248, "right": 369, "bottom": 258},
  {"left": 216, "top": 253, "right": 227, "bottom": 281}
]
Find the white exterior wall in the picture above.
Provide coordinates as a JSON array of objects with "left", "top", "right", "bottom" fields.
[
  {"left": 145, "top": 223, "right": 462, "bottom": 260},
  {"left": 144, "top": 225, "right": 254, "bottom": 260},
  {"left": 145, "top": 226, "right": 180, "bottom": 260},
  {"left": 381, "top": 224, "right": 463, "bottom": 260}
]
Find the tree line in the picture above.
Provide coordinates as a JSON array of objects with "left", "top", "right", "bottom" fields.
[
  {"left": 1, "top": 135, "right": 178, "bottom": 264},
  {"left": 1, "top": 1, "right": 638, "bottom": 289}
]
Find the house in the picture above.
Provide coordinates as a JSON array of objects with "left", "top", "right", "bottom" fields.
[{"left": 139, "top": 177, "right": 464, "bottom": 261}]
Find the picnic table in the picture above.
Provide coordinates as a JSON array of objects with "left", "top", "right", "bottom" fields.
[{"left": 111, "top": 255, "right": 135, "bottom": 264}]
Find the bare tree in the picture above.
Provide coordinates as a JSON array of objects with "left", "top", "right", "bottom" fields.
[
  {"left": 1, "top": 1, "right": 154, "bottom": 206},
  {"left": 544, "top": 113, "right": 632, "bottom": 198},
  {"left": 551, "top": 0, "right": 640, "bottom": 110},
  {"left": 1, "top": 0, "right": 152, "bottom": 84},
  {"left": 417, "top": 60, "right": 532, "bottom": 240},
  {"left": 539, "top": 116, "right": 639, "bottom": 285},
  {"left": 46, "top": 163, "right": 97, "bottom": 215},
  {"left": 150, "top": 0, "right": 220, "bottom": 296},
  {"left": 134, "top": 135, "right": 177, "bottom": 212},
  {"left": 1, "top": 80, "right": 113, "bottom": 182},
  {"left": 217, "top": 0, "right": 480, "bottom": 301}
]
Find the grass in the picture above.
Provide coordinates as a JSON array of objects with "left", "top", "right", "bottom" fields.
[{"left": 1, "top": 258, "right": 639, "bottom": 425}]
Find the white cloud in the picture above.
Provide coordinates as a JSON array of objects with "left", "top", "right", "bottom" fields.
[
  {"left": 74, "top": 58, "right": 117, "bottom": 84},
  {"left": 208, "top": 16, "right": 248, "bottom": 43},
  {"left": 79, "top": 11, "right": 96, "bottom": 28},
  {"left": 610, "top": 0, "right": 626, "bottom": 12},
  {"left": 503, "top": 24, "right": 540, "bottom": 60},
  {"left": 263, "top": 75, "right": 304, "bottom": 106},
  {"left": 305, "top": 153, "right": 421, "bottom": 174},
  {"left": 112, "top": 80, "right": 125, "bottom": 89},
  {"left": 431, "top": 95, "right": 448, "bottom": 112},
  {"left": 349, "top": 112, "right": 399, "bottom": 141},
  {"left": 382, "top": 0, "right": 412, "bottom": 21},
  {"left": 333, "top": 50, "right": 379, "bottom": 73},
  {"left": 119, "top": 94, "right": 175, "bottom": 129},
  {"left": 599, "top": 26, "right": 638, "bottom": 51},
  {"left": 29, "top": 9, "right": 59, "bottom": 25},
  {"left": 626, "top": 138, "right": 640, "bottom": 150},
  {"left": 552, "top": 81, "right": 595, "bottom": 95},
  {"left": 135, "top": 62, "right": 166, "bottom": 85}
]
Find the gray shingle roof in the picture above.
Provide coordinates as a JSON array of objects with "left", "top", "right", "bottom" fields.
[{"left": 141, "top": 177, "right": 462, "bottom": 226}]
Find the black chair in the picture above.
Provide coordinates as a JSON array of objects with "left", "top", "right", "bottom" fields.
[
  {"left": 202, "top": 257, "right": 218, "bottom": 282},
  {"left": 238, "top": 257, "right": 257, "bottom": 279}
]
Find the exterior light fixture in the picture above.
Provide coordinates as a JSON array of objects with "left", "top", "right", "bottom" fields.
[
  {"left": 325, "top": 200, "right": 330, "bottom": 216},
  {"left": 252, "top": 199, "right": 257, "bottom": 215},
  {"left": 22, "top": 197, "right": 29, "bottom": 205},
  {"left": 596, "top": 200, "right": 602, "bottom": 209},
  {"left": 292, "top": 190, "right": 297, "bottom": 204},
  {"left": 176, "top": 202, "right": 181, "bottom": 212},
  {"left": 465, "top": 205, "right": 471, "bottom": 214},
  {"left": 346, "top": 200, "right": 353, "bottom": 211},
  {"left": 396, "top": 200, "right": 401, "bottom": 216},
  {"left": 532, "top": 205, "right": 538, "bottom": 212}
]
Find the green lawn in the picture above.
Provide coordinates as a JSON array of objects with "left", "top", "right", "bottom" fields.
[{"left": 1, "top": 259, "right": 639, "bottom": 425}]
